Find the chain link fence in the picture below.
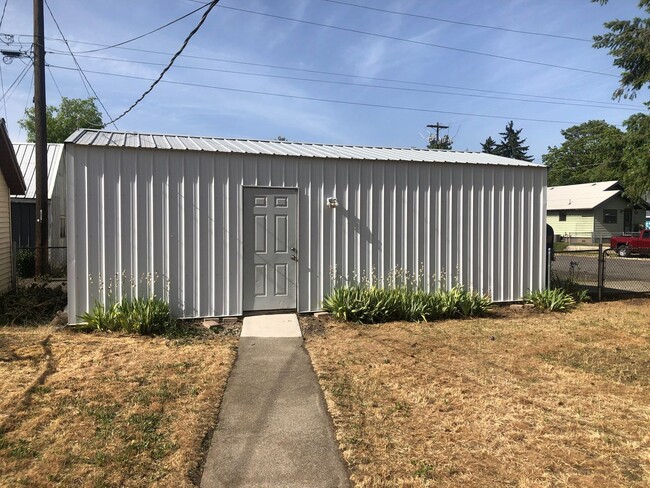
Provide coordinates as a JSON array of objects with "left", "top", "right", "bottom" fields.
[
  {"left": 15, "top": 247, "right": 67, "bottom": 280},
  {"left": 551, "top": 246, "right": 650, "bottom": 299}
]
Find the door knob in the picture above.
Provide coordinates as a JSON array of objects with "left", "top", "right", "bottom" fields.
[
  {"left": 291, "top": 247, "right": 297, "bottom": 252},
  {"left": 291, "top": 255, "right": 298, "bottom": 261}
]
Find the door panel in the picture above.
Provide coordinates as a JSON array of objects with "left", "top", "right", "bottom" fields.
[{"left": 243, "top": 188, "right": 297, "bottom": 311}]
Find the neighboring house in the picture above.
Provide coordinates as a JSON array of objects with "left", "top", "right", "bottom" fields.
[
  {"left": 547, "top": 181, "right": 648, "bottom": 243},
  {"left": 65, "top": 129, "right": 547, "bottom": 322},
  {"left": 11, "top": 143, "right": 66, "bottom": 248},
  {"left": 0, "top": 120, "right": 27, "bottom": 293}
]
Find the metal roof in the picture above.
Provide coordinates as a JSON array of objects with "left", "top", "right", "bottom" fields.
[
  {"left": 11, "top": 143, "right": 64, "bottom": 199},
  {"left": 67, "top": 129, "right": 542, "bottom": 168},
  {"left": 547, "top": 181, "right": 624, "bottom": 211}
]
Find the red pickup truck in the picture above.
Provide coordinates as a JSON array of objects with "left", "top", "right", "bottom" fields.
[{"left": 610, "top": 229, "right": 650, "bottom": 257}]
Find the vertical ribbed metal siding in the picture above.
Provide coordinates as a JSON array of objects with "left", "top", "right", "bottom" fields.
[{"left": 67, "top": 146, "right": 546, "bottom": 322}]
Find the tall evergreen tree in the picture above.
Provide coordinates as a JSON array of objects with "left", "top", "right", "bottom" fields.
[
  {"left": 481, "top": 136, "right": 497, "bottom": 154},
  {"left": 495, "top": 121, "right": 534, "bottom": 161}
]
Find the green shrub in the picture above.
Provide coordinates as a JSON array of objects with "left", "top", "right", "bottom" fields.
[
  {"left": 322, "top": 284, "right": 492, "bottom": 324},
  {"left": 523, "top": 288, "right": 576, "bottom": 312},
  {"left": 16, "top": 249, "right": 35, "bottom": 278},
  {"left": 550, "top": 275, "right": 590, "bottom": 304},
  {"left": 79, "top": 297, "right": 172, "bottom": 335}
]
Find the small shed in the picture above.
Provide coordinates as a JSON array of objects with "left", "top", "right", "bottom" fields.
[
  {"left": 0, "top": 120, "right": 26, "bottom": 293},
  {"left": 547, "top": 181, "right": 648, "bottom": 243},
  {"left": 11, "top": 143, "right": 66, "bottom": 248},
  {"left": 66, "top": 130, "right": 547, "bottom": 322}
]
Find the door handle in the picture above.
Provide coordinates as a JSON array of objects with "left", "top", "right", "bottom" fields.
[
  {"left": 291, "top": 247, "right": 297, "bottom": 252},
  {"left": 291, "top": 255, "right": 298, "bottom": 261}
]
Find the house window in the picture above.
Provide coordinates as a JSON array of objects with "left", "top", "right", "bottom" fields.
[
  {"left": 559, "top": 211, "right": 567, "bottom": 222},
  {"left": 603, "top": 209, "right": 617, "bottom": 224}
]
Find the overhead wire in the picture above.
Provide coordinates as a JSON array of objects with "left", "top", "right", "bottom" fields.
[
  {"left": 47, "top": 64, "right": 62, "bottom": 98},
  {"left": 9, "top": 28, "right": 640, "bottom": 109},
  {"left": 214, "top": 4, "right": 618, "bottom": 78},
  {"left": 43, "top": 0, "right": 118, "bottom": 128},
  {"left": 102, "top": 0, "right": 220, "bottom": 127},
  {"left": 49, "top": 64, "right": 585, "bottom": 125},
  {"left": 46, "top": 51, "right": 639, "bottom": 112},
  {"left": 16, "top": 65, "right": 33, "bottom": 140},
  {"left": 0, "top": 60, "right": 31, "bottom": 104},
  {"left": 0, "top": 0, "right": 9, "bottom": 120},
  {"left": 36, "top": 42, "right": 641, "bottom": 109},
  {"left": 70, "top": 1, "right": 211, "bottom": 54},
  {"left": 320, "top": 0, "right": 592, "bottom": 42}
]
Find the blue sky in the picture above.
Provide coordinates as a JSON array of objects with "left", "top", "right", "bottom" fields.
[{"left": 0, "top": 0, "right": 648, "bottom": 162}]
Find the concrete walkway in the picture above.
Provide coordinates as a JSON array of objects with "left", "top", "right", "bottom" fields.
[{"left": 200, "top": 314, "right": 350, "bottom": 488}]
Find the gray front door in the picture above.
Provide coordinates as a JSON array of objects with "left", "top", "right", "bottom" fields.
[{"left": 243, "top": 188, "right": 298, "bottom": 311}]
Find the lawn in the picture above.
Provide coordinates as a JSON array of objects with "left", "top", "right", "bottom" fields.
[
  {"left": 0, "top": 326, "right": 237, "bottom": 487},
  {"left": 305, "top": 299, "right": 650, "bottom": 487}
]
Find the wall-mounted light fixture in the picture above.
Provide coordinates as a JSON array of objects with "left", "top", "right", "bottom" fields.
[{"left": 326, "top": 197, "right": 338, "bottom": 208}]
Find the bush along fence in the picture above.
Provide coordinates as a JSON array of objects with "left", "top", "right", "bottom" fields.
[
  {"left": 14, "top": 246, "right": 67, "bottom": 280},
  {"left": 550, "top": 245, "right": 650, "bottom": 300}
]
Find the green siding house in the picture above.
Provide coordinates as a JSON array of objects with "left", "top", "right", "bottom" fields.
[{"left": 547, "top": 181, "right": 648, "bottom": 243}]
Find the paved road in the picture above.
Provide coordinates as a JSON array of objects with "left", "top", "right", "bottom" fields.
[{"left": 553, "top": 252, "right": 650, "bottom": 292}]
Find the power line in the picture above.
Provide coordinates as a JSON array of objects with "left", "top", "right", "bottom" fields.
[
  {"left": 47, "top": 64, "right": 62, "bottom": 98},
  {"left": 103, "top": 0, "right": 220, "bottom": 127},
  {"left": 214, "top": 4, "right": 618, "bottom": 78},
  {"left": 16, "top": 65, "right": 33, "bottom": 140},
  {"left": 0, "top": 60, "right": 31, "bottom": 104},
  {"left": 71, "top": 1, "right": 211, "bottom": 54},
  {"left": 47, "top": 51, "right": 639, "bottom": 112},
  {"left": 49, "top": 64, "right": 585, "bottom": 125},
  {"left": 43, "top": 0, "right": 117, "bottom": 129},
  {"left": 0, "top": 0, "right": 7, "bottom": 119},
  {"left": 0, "top": 0, "right": 8, "bottom": 30},
  {"left": 8, "top": 30, "right": 640, "bottom": 109},
  {"left": 38, "top": 42, "right": 640, "bottom": 109},
  {"left": 321, "top": 0, "right": 592, "bottom": 42}
]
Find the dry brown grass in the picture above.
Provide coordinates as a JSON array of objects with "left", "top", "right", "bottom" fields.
[
  {"left": 305, "top": 299, "right": 650, "bottom": 487},
  {"left": 0, "top": 327, "right": 237, "bottom": 487}
]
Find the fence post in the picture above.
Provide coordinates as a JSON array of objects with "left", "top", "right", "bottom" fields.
[
  {"left": 547, "top": 247, "right": 552, "bottom": 290},
  {"left": 11, "top": 241, "right": 16, "bottom": 291},
  {"left": 597, "top": 243, "right": 604, "bottom": 302}
]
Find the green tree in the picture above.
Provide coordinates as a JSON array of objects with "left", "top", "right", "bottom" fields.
[
  {"left": 427, "top": 134, "right": 452, "bottom": 150},
  {"left": 481, "top": 136, "right": 498, "bottom": 154},
  {"left": 495, "top": 121, "right": 534, "bottom": 161},
  {"left": 542, "top": 120, "right": 625, "bottom": 186},
  {"left": 19, "top": 97, "right": 103, "bottom": 143},
  {"left": 593, "top": 0, "right": 650, "bottom": 100},
  {"left": 620, "top": 111, "right": 650, "bottom": 201}
]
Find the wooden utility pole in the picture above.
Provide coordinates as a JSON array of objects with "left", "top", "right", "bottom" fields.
[
  {"left": 426, "top": 123, "right": 449, "bottom": 144},
  {"left": 33, "top": 0, "right": 48, "bottom": 275}
]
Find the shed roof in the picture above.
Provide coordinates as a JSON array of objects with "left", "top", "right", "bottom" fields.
[
  {"left": 0, "top": 120, "right": 26, "bottom": 195},
  {"left": 547, "top": 181, "right": 627, "bottom": 211},
  {"left": 67, "top": 129, "right": 542, "bottom": 168},
  {"left": 11, "top": 143, "right": 65, "bottom": 200}
]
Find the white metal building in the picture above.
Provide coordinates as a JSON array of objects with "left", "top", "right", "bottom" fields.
[
  {"left": 66, "top": 129, "right": 547, "bottom": 323},
  {"left": 11, "top": 143, "right": 66, "bottom": 248}
]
